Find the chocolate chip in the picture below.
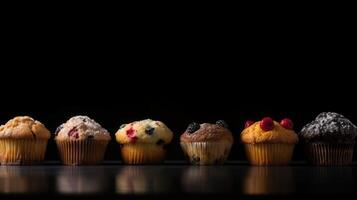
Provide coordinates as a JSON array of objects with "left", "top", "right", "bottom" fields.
[
  {"left": 145, "top": 126, "right": 155, "bottom": 135},
  {"left": 156, "top": 139, "right": 165, "bottom": 146}
]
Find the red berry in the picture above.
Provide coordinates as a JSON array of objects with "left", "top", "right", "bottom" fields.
[
  {"left": 126, "top": 127, "right": 136, "bottom": 137},
  {"left": 260, "top": 117, "right": 274, "bottom": 131},
  {"left": 280, "top": 118, "right": 293, "bottom": 130},
  {"left": 245, "top": 120, "right": 255, "bottom": 128},
  {"left": 68, "top": 127, "right": 79, "bottom": 139}
]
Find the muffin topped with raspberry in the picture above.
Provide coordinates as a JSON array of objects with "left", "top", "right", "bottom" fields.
[
  {"left": 240, "top": 117, "right": 298, "bottom": 166},
  {"left": 241, "top": 117, "right": 298, "bottom": 144}
]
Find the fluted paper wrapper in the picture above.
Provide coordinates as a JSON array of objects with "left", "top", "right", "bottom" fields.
[
  {"left": 0, "top": 139, "right": 48, "bottom": 165},
  {"left": 244, "top": 143, "right": 295, "bottom": 166},
  {"left": 305, "top": 143, "right": 354, "bottom": 166},
  {"left": 120, "top": 144, "right": 166, "bottom": 164},
  {"left": 180, "top": 141, "right": 232, "bottom": 165},
  {"left": 56, "top": 140, "right": 109, "bottom": 165}
]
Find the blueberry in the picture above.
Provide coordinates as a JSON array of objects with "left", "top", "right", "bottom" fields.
[
  {"left": 216, "top": 120, "right": 228, "bottom": 128},
  {"left": 145, "top": 126, "right": 155, "bottom": 135},
  {"left": 187, "top": 122, "right": 200, "bottom": 134}
]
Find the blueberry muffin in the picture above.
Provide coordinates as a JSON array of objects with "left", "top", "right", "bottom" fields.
[
  {"left": 55, "top": 116, "right": 111, "bottom": 165},
  {"left": 300, "top": 112, "right": 357, "bottom": 165},
  {"left": 180, "top": 120, "right": 233, "bottom": 165},
  {"left": 0, "top": 116, "right": 50, "bottom": 165},
  {"left": 115, "top": 119, "right": 173, "bottom": 164},
  {"left": 241, "top": 117, "right": 298, "bottom": 165}
]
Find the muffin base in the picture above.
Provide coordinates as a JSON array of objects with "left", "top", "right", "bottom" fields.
[
  {"left": 244, "top": 143, "right": 295, "bottom": 166},
  {"left": 120, "top": 144, "right": 166, "bottom": 164},
  {"left": 180, "top": 141, "right": 232, "bottom": 165},
  {"left": 56, "top": 140, "right": 109, "bottom": 165},
  {"left": 0, "top": 139, "right": 48, "bottom": 165},
  {"left": 304, "top": 143, "right": 354, "bottom": 166}
]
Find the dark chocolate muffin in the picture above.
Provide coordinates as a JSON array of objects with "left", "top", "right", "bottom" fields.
[{"left": 299, "top": 112, "right": 357, "bottom": 166}]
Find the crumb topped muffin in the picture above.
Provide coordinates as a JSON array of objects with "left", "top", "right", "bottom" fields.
[{"left": 0, "top": 116, "right": 50, "bottom": 165}]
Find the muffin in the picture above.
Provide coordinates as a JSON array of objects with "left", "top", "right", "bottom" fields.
[
  {"left": 180, "top": 120, "right": 233, "bottom": 165},
  {"left": 241, "top": 117, "right": 298, "bottom": 165},
  {"left": 0, "top": 116, "right": 50, "bottom": 165},
  {"left": 115, "top": 119, "right": 173, "bottom": 164},
  {"left": 299, "top": 112, "right": 357, "bottom": 165},
  {"left": 55, "top": 116, "right": 111, "bottom": 165}
]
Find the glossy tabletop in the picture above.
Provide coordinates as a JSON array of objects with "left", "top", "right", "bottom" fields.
[{"left": 1, "top": 161, "right": 356, "bottom": 199}]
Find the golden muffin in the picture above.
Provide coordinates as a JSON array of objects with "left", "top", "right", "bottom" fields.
[
  {"left": 0, "top": 116, "right": 50, "bottom": 165},
  {"left": 241, "top": 117, "right": 298, "bottom": 165}
]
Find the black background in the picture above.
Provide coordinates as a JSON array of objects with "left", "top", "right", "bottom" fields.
[{"left": 1, "top": 9, "right": 355, "bottom": 163}]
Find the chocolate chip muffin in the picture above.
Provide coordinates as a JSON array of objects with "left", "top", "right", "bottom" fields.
[
  {"left": 180, "top": 120, "right": 233, "bottom": 165},
  {"left": 300, "top": 112, "right": 357, "bottom": 165},
  {"left": 55, "top": 116, "right": 111, "bottom": 165}
]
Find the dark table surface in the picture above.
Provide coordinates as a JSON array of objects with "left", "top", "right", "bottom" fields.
[{"left": 1, "top": 161, "right": 357, "bottom": 200}]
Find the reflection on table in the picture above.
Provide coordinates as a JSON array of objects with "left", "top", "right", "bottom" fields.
[
  {"left": 116, "top": 166, "right": 177, "bottom": 194},
  {"left": 0, "top": 166, "right": 49, "bottom": 193},
  {"left": 56, "top": 166, "right": 111, "bottom": 194},
  {"left": 181, "top": 166, "right": 234, "bottom": 193},
  {"left": 243, "top": 166, "right": 294, "bottom": 195}
]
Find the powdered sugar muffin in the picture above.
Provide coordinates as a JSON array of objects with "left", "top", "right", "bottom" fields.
[
  {"left": 55, "top": 116, "right": 111, "bottom": 165},
  {"left": 0, "top": 116, "right": 50, "bottom": 165},
  {"left": 115, "top": 119, "right": 173, "bottom": 164},
  {"left": 300, "top": 112, "right": 357, "bottom": 165}
]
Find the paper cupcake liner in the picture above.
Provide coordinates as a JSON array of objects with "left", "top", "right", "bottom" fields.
[
  {"left": 304, "top": 143, "right": 354, "bottom": 166},
  {"left": 56, "top": 140, "right": 109, "bottom": 165},
  {"left": 244, "top": 143, "right": 295, "bottom": 166},
  {"left": 0, "top": 139, "right": 48, "bottom": 165},
  {"left": 180, "top": 141, "right": 232, "bottom": 165},
  {"left": 120, "top": 144, "right": 166, "bottom": 164}
]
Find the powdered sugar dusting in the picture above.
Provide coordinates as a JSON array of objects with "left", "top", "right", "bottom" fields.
[{"left": 300, "top": 112, "right": 357, "bottom": 143}]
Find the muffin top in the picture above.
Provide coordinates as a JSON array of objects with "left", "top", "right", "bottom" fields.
[
  {"left": 55, "top": 116, "right": 111, "bottom": 141},
  {"left": 241, "top": 117, "right": 298, "bottom": 144},
  {"left": 180, "top": 120, "right": 233, "bottom": 143},
  {"left": 115, "top": 119, "right": 173, "bottom": 145},
  {"left": 0, "top": 116, "right": 50, "bottom": 139},
  {"left": 299, "top": 112, "right": 357, "bottom": 143}
]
